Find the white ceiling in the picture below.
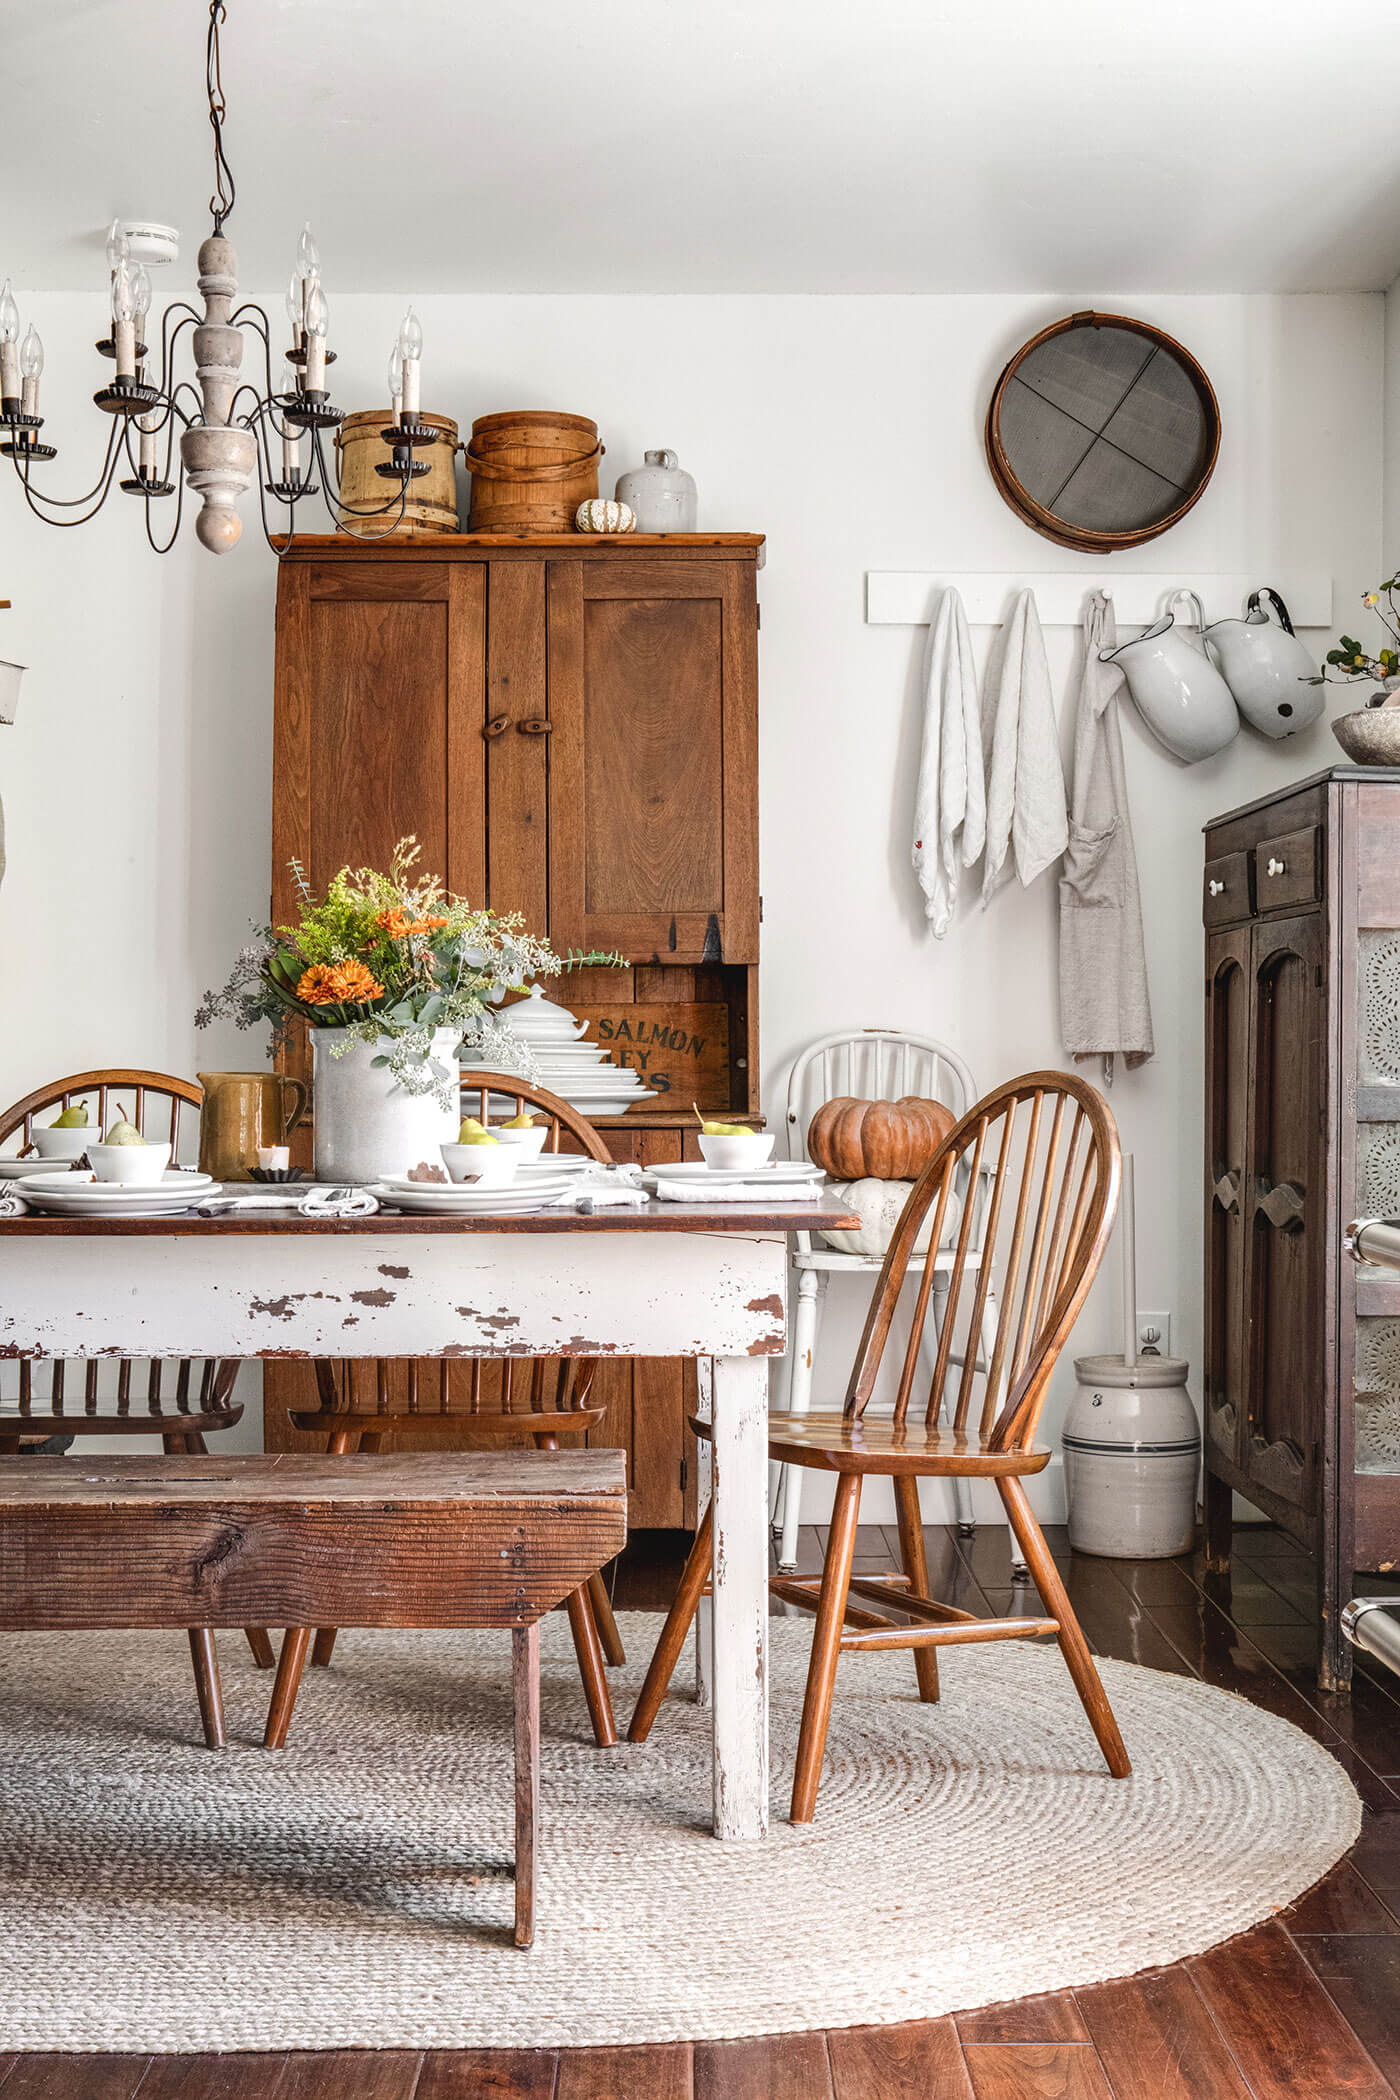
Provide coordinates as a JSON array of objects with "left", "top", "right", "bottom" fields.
[{"left": 8, "top": 0, "right": 1400, "bottom": 296}]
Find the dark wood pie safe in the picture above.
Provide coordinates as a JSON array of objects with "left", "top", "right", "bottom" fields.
[
  {"left": 264, "top": 533, "right": 764, "bottom": 1526},
  {"left": 1203, "top": 766, "right": 1400, "bottom": 1687}
]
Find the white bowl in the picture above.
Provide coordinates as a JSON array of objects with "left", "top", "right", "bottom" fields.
[
  {"left": 698, "top": 1131, "right": 775, "bottom": 1171},
  {"left": 32, "top": 1123, "right": 98, "bottom": 1160},
  {"left": 490, "top": 1124, "right": 549, "bottom": 1159},
  {"left": 87, "top": 1138, "right": 172, "bottom": 1186},
  {"left": 439, "top": 1142, "right": 523, "bottom": 1187}
]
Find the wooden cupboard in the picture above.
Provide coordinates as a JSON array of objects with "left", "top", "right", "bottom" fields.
[
  {"left": 265, "top": 534, "right": 764, "bottom": 1527},
  {"left": 1202, "top": 767, "right": 1400, "bottom": 1688}
]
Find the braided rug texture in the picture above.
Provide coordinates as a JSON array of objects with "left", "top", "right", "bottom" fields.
[{"left": 0, "top": 1613, "right": 1359, "bottom": 2050}]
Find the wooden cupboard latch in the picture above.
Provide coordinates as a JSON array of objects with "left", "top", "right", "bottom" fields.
[
  {"left": 517, "top": 718, "right": 553, "bottom": 735},
  {"left": 483, "top": 714, "right": 511, "bottom": 739}
]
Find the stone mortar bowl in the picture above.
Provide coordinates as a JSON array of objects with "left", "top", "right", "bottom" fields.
[{"left": 1333, "top": 706, "right": 1400, "bottom": 764}]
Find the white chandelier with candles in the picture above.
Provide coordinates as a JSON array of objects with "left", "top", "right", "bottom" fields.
[{"left": 0, "top": 0, "right": 437, "bottom": 556}]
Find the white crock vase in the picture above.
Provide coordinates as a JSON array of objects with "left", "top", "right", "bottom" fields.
[
  {"left": 310, "top": 1027, "right": 462, "bottom": 1186},
  {"left": 1062, "top": 1353, "right": 1200, "bottom": 1559}
]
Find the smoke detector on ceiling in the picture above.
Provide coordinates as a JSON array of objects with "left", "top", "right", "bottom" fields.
[{"left": 119, "top": 221, "right": 180, "bottom": 266}]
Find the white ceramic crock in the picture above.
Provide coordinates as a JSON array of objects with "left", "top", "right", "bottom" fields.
[
  {"left": 311, "top": 1026, "right": 462, "bottom": 1186},
  {"left": 614, "top": 449, "right": 698, "bottom": 533},
  {"left": 1101, "top": 601, "right": 1240, "bottom": 763},
  {"left": 1063, "top": 1352, "right": 1200, "bottom": 1559}
]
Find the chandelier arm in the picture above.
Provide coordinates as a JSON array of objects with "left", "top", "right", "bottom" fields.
[
  {"left": 154, "top": 304, "right": 202, "bottom": 403},
  {"left": 170, "top": 380, "right": 207, "bottom": 426},
  {"left": 10, "top": 419, "right": 125, "bottom": 526},
  {"left": 313, "top": 425, "right": 420, "bottom": 524},
  {"left": 145, "top": 449, "right": 188, "bottom": 556}
]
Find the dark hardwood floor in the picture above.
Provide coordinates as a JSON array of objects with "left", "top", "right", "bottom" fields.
[{"left": 9, "top": 1518, "right": 1400, "bottom": 2097}]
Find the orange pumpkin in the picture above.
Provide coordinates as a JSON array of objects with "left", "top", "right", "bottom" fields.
[{"left": 806, "top": 1095, "right": 956, "bottom": 1181}]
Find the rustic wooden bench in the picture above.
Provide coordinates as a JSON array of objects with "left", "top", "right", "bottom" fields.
[{"left": 0, "top": 1449, "right": 627, "bottom": 1947}]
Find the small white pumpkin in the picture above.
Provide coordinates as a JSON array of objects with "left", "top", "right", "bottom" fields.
[
  {"left": 820, "top": 1177, "right": 962, "bottom": 1258},
  {"left": 575, "top": 499, "right": 636, "bottom": 535}
]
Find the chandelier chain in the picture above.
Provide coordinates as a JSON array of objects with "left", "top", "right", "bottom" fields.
[{"left": 206, "top": 0, "right": 236, "bottom": 233}]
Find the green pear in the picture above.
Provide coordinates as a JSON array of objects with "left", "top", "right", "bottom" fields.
[
  {"left": 502, "top": 1112, "right": 535, "bottom": 1130},
  {"left": 102, "top": 1106, "right": 145, "bottom": 1146},
  {"left": 51, "top": 1104, "right": 90, "bottom": 1129},
  {"left": 460, "top": 1129, "right": 500, "bottom": 1146},
  {"left": 457, "top": 1115, "right": 488, "bottom": 1143},
  {"left": 694, "top": 1101, "right": 749, "bottom": 1136}
]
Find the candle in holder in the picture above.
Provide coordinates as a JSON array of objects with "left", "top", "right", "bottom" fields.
[
  {"left": 138, "top": 410, "right": 159, "bottom": 478},
  {"left": 303, "top": 279, "right": 327, "bottom": 393},
  {"left": 0, "top": 282, "right": 20, "bottom": 404},
  {"left": 19, "top": 324, "right": 42, "bottom": 417},
  {"left": 387, "top": 342, "right": 403, "bottom": 425},
  {"left": 257, "top": 1145, "right": 290, "bottom": 1172},
  {"left": 398, "top": 306, "right": 422, "bottom": 419},
  {"left": 111, "top": 261, "right": 136, "bottom": 378},
  {"left": 280, "top": 367, "right": 302, "bottom": 481}
]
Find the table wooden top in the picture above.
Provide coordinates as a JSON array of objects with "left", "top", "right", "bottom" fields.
[
  {"left": 0, "top": 1450, "right": 628, "bottom": 1507},
  {"left": 0, "top": 1196, "right": 860, "bottom": 1237}
]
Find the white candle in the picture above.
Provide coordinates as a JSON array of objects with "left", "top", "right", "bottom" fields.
[
  {"left": 401, "top": 357, "right": 420, "bottom": 418},
  {"left": 257, "top": 1145, "right": 290, "bottom": 1171},
  {"left": 304, "top": 334, "right": 325, "bottom": 392},
  {"left": 397, "top": 306, "right": 423, "bottom": 419},
  {"left": 0, "top": 280, "right": 19, "bottom": 402},
  {"left": 281, "top": 424, "right": 302, "bottom": 482},
  {"left": 20, "top": 375, "right": 37, "bottom": 418},
  {"left": 138, "top": 414, "right": 158, "bottom": 476}
]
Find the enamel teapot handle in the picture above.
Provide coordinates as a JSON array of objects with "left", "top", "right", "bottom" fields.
[
  {"left": 1168, "top": 588, "right": 1208, "bottom": 640},
  {"left": 1247, "top": 586, "right": 1295, "bottom": 635}
]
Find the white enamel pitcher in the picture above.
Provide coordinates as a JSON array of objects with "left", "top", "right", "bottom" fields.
[
  {"left": 1099, "top": 591, "right": 1240, "bottom": 763},
  {"left": 1203, "top": 587, "right": 1323, "bottom": 740}
]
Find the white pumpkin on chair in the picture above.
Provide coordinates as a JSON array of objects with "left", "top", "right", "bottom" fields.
[{"left": 820, "top": 1177, "right": 962, "bottom": 1257}]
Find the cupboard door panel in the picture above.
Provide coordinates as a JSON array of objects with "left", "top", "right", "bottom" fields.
[
  {"left": 1245, "top": 913, "right": 1325, "bottom": 1519},
  {"left": 308, "top": 599, "right": 450, "bottom": 879},
  {"left": 1205, "top": 926, "right": 1251, "bottom": 1470},
  {"left": 548, "top": 558, "right": 759, "bottom": 963},
  {"left": 486, "top": 563, "right": 548, "bottom": 925}
]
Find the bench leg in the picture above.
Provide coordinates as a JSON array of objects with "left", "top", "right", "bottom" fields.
[
  {"left": 588, "top": 1568, "right": 625, "bottom": 1668},
  {"left": 513, "top": 1621, "right": 540, "bottom": 1950},
  {"left": 245, "top": 1629, "right": 277, "bottom": 1670},
  {"left": 187, "top": 1628, "right": 226, "bottom": 1750},
  {"left": 264, "top": 1627, "right": 313, "bottom": 1749},
  {"left": 311, "top": 1425, "right": 366, "bottom": 1669}
]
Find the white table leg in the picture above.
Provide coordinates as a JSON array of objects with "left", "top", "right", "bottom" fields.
[
  {"left": 694, "top": 1355, "right": 714, "bottom": 1712},
  {"left": 709, "top": 1352, "right": 770, "bottom": 1841}
]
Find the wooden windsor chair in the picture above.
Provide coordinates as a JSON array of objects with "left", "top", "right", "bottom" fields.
[
  {"left": 629, "top": 1070, "right": 1128, "bottom": 1822},
  {"left": 265, "top": 1073, "right": 629, "bottom": 1751},
  {"left": 0, "top": 1070, "right": 276, "bottom": 1747}
]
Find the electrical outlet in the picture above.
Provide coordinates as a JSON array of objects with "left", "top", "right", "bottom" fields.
[{"left": 1137, "top": 1309, "right": 1172, "bottom": 1357}]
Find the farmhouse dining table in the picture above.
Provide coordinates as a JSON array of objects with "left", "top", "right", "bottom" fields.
[{"left": 0, "top": 1193, "right": 858, "bottom": 1842}]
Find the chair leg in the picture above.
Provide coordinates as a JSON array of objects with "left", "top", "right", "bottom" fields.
[
  {"left": 264, "top": 1627, "right": 313, "bottom": 1749},
  {"left": 778, "top": 1271, "right": 825, "bottom": 1571},
  {"left": 513, "top": 1621, "right": 540, "bottom": 1950},
  {"left": 565, "top": 1580, "right": 618, "bottom": 1747},
  {"left": 628, "top": 1501, "right": 713, "bottom": 1743},
  {"left": 892, "top": 1475, "right": 939, "bottom": 1703},
  {"left": 790, "top": 1470, "right": 862, "bottom": 1824},
  {"left": 245, "top": 1629, "right": 277, "bottom": 1670},
  {"left": 187, "top": 1628, "right": 227, "bottom": 1750},
  {"left": 588, "top": 1568, "right": 625, "bottom": 1667},
  {"left": 999, "top": 1474, "right": 1131, "bottom": 1778},
  {"left": 311, "top": 1425, "right": 360, "bottom": 1668}
]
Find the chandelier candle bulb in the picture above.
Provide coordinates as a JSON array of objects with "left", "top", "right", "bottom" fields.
[
  {"left": 303, "top": 280, "right": 327, "bottom": 393},
  {"left": 111, "top": 263, "right": 136, "bottom": 378},
  {"left": 387, "top": 343, "right": 403, "bottom": 424},
  {"left": 19, "top": 327, "right": 41, "bottom": 418},
  {"left": 0, "top": 282, "right": 19, "bottom": 404},
  {"left": 398, "top": 307, "right": 422, "bottom": 418}
]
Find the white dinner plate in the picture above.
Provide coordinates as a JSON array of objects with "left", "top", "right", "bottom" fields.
[
  {"left": 368, "top": 1184, "right": 558, "bottom": 1215},
  {"left": 0, "top": 1155, "right": 71, "bottom": 1179},
  {"left": 17, "top": 1172, "right": 220, "bottom": 1216},
  {"left": 376, "top": 1171, "right": 575, "bottom": 1199},
  {"left": 516, "top": 1155, "right": 595, "bottom": 1176},
  {"left": 639, "top": 1160, "right": 824, "bottom": 1186}
]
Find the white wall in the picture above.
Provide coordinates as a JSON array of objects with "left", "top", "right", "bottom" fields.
[{"left": 0, "top": 290, "right": 1385, "bottom": 1496}]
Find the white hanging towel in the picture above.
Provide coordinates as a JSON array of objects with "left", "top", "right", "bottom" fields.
[
  {"left": 1058, "top": 592, "right": 1154, "bottom": 1073},
  {"left": 912, "top": 587, "right": 985, "bottom": 939},
  {"left": 981, "top": 589, "right": 1068, "bottom": 903}
]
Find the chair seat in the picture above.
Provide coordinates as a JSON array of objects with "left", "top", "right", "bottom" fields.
[
  {"left": 0, "top": 1405, "right": 244, "bottom": 1437},
  {"left": 690, "top": 1409, "right": 1051, "bottom": 1477}
]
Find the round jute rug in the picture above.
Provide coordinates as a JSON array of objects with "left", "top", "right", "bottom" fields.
[{"left": 0, "top": 1613, "right": 1359, "bottom": 2051}]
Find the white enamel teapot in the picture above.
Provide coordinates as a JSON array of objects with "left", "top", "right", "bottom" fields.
[
  {"left": 1202, "top": 588, "right": 1323, "bottom": 739},
  {"left": 1100, "top": 591, "right": 1240, "bottom": 763}
]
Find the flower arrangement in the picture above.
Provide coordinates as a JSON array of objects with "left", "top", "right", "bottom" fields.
[
  {"left": 197, "top": 838, "right": 622, "bottom": 1106},
  {"left": 1311, "top": 580, "right": 1400, "bottom": 693}
]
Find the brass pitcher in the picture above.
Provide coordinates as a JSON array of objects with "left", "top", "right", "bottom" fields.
[{"left": 197, "top": 1071, "right": 308, "bottom": 1182}]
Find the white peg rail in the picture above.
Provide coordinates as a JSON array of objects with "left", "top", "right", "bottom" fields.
[{"left": 865, "top": 572, "right": 1335, "bottom": 630}]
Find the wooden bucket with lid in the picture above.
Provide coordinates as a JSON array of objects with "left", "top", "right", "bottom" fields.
[
  {"left": 464, "top": 410, "right": 603, "bottom": 534},
  {"left": 334, "top": 410, "right": 460, "bottom": 537}
]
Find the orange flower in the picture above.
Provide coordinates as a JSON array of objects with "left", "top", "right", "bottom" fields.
[
  {"left": 374, "top": 908, "right": 415, "bottom": 939},
  {"left": 405, "top": 913, "right": 450, "bottom": 935},
  {"left": 298, "top": 960, "right": 385, "bottom": 1007}
]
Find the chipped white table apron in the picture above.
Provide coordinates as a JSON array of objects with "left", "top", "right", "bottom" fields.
[{"left": 0, "top": 1202, "right": 855, "bottom": 1840}]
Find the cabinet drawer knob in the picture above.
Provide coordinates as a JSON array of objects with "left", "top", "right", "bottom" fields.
[
  {"left": 1208, "top": 879, "right": 1225, "bottom": 897},
  {"left": 1266, "top": 856, "right": 1286, "bottom": 877},
  {"left": 517, "top": 718, "right": 553, "bottom": 736},
  {"left": 483, "top": 714, "right": 511, "bottom": 740}
]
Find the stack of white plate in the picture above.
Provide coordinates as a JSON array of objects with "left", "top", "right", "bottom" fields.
[
  {"left": 15, "top": 1170, "right": 219, "bottom": 1217},
  {"left": 370, "top": 1164, "right": 582, "bottom": 1216},
  {"left": 464, "top": 984, "right": 657, "bottom": 1117}
]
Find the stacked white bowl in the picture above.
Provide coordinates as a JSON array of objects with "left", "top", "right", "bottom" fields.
[{"left": 462, "top": 985, "right": 657, "bottom": 1117}]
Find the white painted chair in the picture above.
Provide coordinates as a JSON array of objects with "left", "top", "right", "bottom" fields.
[{"left": 773, "top": 1028, "right": 990, "bottom": 1571}]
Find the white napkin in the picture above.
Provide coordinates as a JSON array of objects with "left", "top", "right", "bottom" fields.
[
  {"left": 651, "top": 1177, "right": 817, "bottom": 1204},
  {"left": 982, "top": 589, "right": 1068, "bottom": 902},
  {"left": 298, "top": 1184, "right": 380, "bottom": 1219},
  {"left": 913, "top": 587, "right": 986, "bottom": 939},
  {"left": 0, "top": 1190, "right": 29, "bottom": 1218}
]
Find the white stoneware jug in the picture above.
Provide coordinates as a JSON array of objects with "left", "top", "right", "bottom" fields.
[
  {"left": 1100, "top": 592, "right": 1240, "bottom": 763},
  {"left": 614, "top": 449, "right": 698, "bottom": 533},
  {"left": 1203, "top": 588, "right": 1323, "bottom": 740},
  {"left": 1063, "top": 1352, "right": 1200, "bottom": 1558},
  {"left": 311, "top": 1026, "right": 462, "bottom": 1186}
]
